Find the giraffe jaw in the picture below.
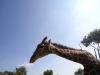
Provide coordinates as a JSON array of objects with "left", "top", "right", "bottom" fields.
[
  {"left": 29, "top": 54, "right": 48, "bottom": 63},
  {"left": 29, "top": 55, "right": 37, "bottom": 63},
  {"left": 29, "top": 53, "right": 43, "bottom": 63},
  {"left": 29, "top": 59, "right": 36, "bottom": 63}
]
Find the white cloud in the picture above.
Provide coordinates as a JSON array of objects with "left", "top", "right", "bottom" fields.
[
  {"left": 17, "top": 61, "right": 33, "bottom": 67},
  {"left": 80, "top": 0, "right": 98, "bottom": 11},
  {"left": 72, "top": 0, "right": 100, "bottom": 22},
  {"left": 73, "top": 0, "right": 99, "bottom": 13},
  {"left": 66, "top": 0, "right": 100, "bottom": 46}
]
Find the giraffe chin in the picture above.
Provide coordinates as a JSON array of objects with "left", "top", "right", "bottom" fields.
[{"left": 29, "top": 59, "right": 36, "bottom": 63}]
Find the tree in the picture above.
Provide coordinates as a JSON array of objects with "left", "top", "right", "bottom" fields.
[
  {"left": 0, "top": 72, "right": 2, "bottom": 75},
  {"left": 81, "top": 29, "right": 100, "bottom": 59},
  {"left": 74, "top": 68, "right": 84, "bottom": 75},
  {"left": 4, "top": 71, "right": 14, "bottom": 75},
  {"left": 43, "top": 69, "right": 53, "bottom": 75},
  {"left": 0, "top": 66, "right": 27, "bottom": 75},
  {"left": 15, "top": 66, "right": 27, "bottom": 75},
  {"left": 0, "top": 72, "right": 8, "bottom": 75}
]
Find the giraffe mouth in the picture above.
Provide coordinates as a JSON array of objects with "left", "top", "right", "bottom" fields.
[
  {"left": 29, "top": 59, "right": 36, "bottom": 63},
  {"left": 29, "top": 57, "right": 37, "bottom": 63},
  {"left": 29, "top": 54, "right": 37, "bottom": 63}
]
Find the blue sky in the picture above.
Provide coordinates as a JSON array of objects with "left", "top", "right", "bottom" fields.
[{"left": 0, "top": 0, "right": 100, "bottom": 75}]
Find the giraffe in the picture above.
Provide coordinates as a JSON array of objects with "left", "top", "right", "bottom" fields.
[{"left": 29, "top": 37, "right": 100, "bottom": 75}]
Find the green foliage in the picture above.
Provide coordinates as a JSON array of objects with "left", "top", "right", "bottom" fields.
[
  {"left": 4, "top": 71, "right": 14, "bottom": 75},
  {"left": 0, "top": 72, "right": 8, "bottom": 75},
  {"left": 0, "top": 71, "right": 14, "bottom": 75},
  {"left": 15, "top": 66, "right": 27, "bottom": 75},
  {"left": 0, "top": 66, "right": 27, "bottom": 75},
  {"left": 43, "top": 69, "right": 53, "bottom": 75},
  {"left": 0, "top": 72, "right": 2, "bottom": 75},
  {"left": 81, "top": 29, "right": 100, "bottom": 59},
  {"left": 74, "top": 68, "right": 84, "bottom": 75},
  {"left": 81, "top": 29, "right": 100, "bottom": 47}
]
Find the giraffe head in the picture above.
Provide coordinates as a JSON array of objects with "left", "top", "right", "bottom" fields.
[{"left": 29, "top": 37, "right": 51, "bottom": 63}]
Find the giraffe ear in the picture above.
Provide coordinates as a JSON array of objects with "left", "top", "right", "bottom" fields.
[{"left": 41, "top": 36, "right": 47, "bottom": 43}]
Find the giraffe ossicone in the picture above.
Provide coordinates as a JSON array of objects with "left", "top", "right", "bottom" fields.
[
  {"left": 29, "top": 37, "right": 100, "bottom": 75},
  {"left": 41, "top": 36, "right": 47, "bottom": 43}
]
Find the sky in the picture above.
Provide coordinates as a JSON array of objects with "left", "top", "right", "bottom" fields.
[{"left": 0, "top": 0, "right": 100, "bottom": 75}]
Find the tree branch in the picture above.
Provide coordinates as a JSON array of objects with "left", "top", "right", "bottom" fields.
[
  {"left": 97, "top": 43, "right": 100, "bottom": 59},
  {"left": 78, "top": 41, "right": 82, "bottom": 50},
  {"left": 94, "top": 48, "right": 97, "bottom": 58},
  {"left": 90, "top": 44, "right": 98, "bottom": 58}
]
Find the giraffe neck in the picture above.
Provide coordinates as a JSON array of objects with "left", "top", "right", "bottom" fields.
[
  {"left": 49, "top": 43, "right": 100, "bottom": 75},
  {"left": 50, "top": 43, "right": 94, "bottom": 66}
]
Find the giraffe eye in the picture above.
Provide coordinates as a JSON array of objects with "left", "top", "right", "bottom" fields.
[{"left": 39, "top": 45, "right": 44, "bottom": 48}]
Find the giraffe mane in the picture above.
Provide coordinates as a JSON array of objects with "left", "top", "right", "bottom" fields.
[{"left": 51, "top": 42, "right": 83, "bottom": 51}]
